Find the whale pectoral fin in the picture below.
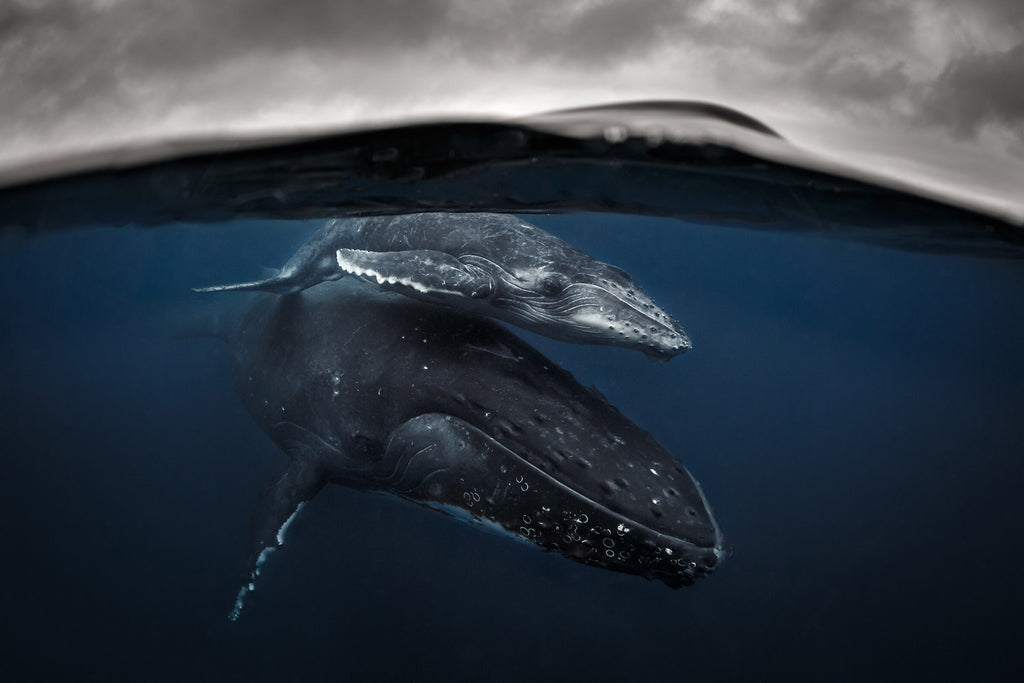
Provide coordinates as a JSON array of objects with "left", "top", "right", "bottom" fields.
[
  {"left": 336, "top": 248, "right": 493, "bottom": 299},
  {"left": 229, "top": 458, "right": 327, "bottom": 621},
  {"left": 376, "top": 414, "right": 528, "bottom": 527}
]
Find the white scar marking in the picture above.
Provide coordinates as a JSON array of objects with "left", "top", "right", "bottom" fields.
[
  {"left": 229, "top": 586, "right": 248, "bottom": 622},
  {"left": 276, "top": 501, "right": 305, "bottom": 546}
]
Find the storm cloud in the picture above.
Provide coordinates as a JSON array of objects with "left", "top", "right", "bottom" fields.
[
  {"left": 919, "top": 40, "right": 1024, "bottom": 138},
  {"left": 1, "top": 0, "right": 1022, "bottom": 200}
]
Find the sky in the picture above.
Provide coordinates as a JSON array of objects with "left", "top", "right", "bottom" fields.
[{"left": 1, "top": 0, "right": 1022, "bottom": 211}]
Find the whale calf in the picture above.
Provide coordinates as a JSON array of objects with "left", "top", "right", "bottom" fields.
[
  {"left": 197, "top": 213, "right": 690, "bottom": 359},
  {"left": 218, "top": 280, "right": 724, "bottom": 619}
]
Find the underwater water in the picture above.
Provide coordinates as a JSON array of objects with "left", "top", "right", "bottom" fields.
[{"left": 2, "top": 210, "right": 1022, "bottom": 682}]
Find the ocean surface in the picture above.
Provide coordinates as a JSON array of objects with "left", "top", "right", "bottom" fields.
[{"left": 1, "top": 104, "right": 1022, "bottom": 682}]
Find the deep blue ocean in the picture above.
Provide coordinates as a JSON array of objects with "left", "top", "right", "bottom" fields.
[{"left": 2, "top": 212, "right": 1022, "bottom": 681}]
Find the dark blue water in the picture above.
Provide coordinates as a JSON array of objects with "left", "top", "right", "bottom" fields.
[{"left": 2, "top": 214, "right": 1022, "bottom": 681}]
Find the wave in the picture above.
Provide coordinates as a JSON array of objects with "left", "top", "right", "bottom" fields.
[{"left": 0, "top": 99, "right": 1021, "bottom": 258}]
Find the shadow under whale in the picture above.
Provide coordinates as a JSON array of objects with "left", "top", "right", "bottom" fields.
[{"left": 219, "top": 279, "right": 726, "bottom": 619}]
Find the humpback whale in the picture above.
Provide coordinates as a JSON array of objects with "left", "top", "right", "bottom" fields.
[
  {"left": 219, "top": 280, "right": 724, "bottom": 619},
  {"left": 197, "top": 213, "right": 691, "bottom": 359}
]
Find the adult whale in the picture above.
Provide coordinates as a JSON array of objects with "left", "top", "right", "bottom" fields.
[
  {"left": 218, "top": 280, "right": 724, "bottom": 620},
  {"left": 197, "top": 213, "right": 691, "bottom": 359}
]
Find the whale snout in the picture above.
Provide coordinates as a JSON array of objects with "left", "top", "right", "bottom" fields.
[
  {"left": 560, "top": 282, "right": 692, "bottom": 359},
  {"left": 631, "top": 316, "right": 692, "bottom": 361}
]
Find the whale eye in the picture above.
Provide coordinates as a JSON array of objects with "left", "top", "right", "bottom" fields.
[
  {"left": 539, "top": 274, "right": 569, "bottom": 296},
  {"left": 469, "top": 280, "right": 493, "bottom": 298}
]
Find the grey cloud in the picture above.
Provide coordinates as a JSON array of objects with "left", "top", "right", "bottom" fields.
[
  {"left": 1, "top": 0, "right": 1022, "bottom": 171},
  {"left": 800, "top": 0, "right": 917, "bottom": 44},
  {"left": 437, "top": 0, "right": 704, "bottom": 69},
  {"left": 0, "top": 0, "right": 464, "bottom": 145},
  {"left": 917, "top": 41, "right": 1024, "bottom": 139}
]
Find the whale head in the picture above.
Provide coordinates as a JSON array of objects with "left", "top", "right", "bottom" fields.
[
  {"left": 460, "top": 254, "right": 691, "bottom": 360},
  {"left": 376, "top": 411, "right": 727, "bottom": 588},
  {"left": 366, "top": 296, "right": 720, "bottom": 586}
]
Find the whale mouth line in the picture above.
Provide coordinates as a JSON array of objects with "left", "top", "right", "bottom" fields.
[
  {"left": 527, "top": 462, "right": 722, "bottom": 555},
  {"left": 509, "top": 281, "right": 677, "bottom": 326},
  {"left": 497, "top": 287, "right": 684, "bottom": 344}
]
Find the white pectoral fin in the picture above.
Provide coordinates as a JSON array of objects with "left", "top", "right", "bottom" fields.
[
  {"left": 336, "top": 248, "right": 493, "bottom": 299},
  {"left": 229, "top": 459, "right": 326, "bottom": 621}
]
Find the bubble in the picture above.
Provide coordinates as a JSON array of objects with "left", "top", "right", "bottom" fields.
[
  {"left": 665, "top": 547, "right": 674, "bottom": 556},
  {"left": 603, "top": 538, "right": 615, "bottom": 548},
  {"left": 522, "top": 514, "right": 532, "bottom": 524},
  {"left": 575, "top": 514, "right": 589, "bottom": 524},
  {"left": 605, "top": 549, "right": 615, "bottom": 558}
]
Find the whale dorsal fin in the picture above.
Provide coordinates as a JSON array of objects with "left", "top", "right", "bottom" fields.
[{"left": 336, "top": 248, "right": 494, "bottom": 299}]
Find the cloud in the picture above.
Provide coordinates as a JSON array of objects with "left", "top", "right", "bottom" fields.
[
  {"left": 916, "top": 40, "right": 1024, "bottom": 140},
  {"left": 0, "top": 0, "right": 1022, "bottom": 180}
]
